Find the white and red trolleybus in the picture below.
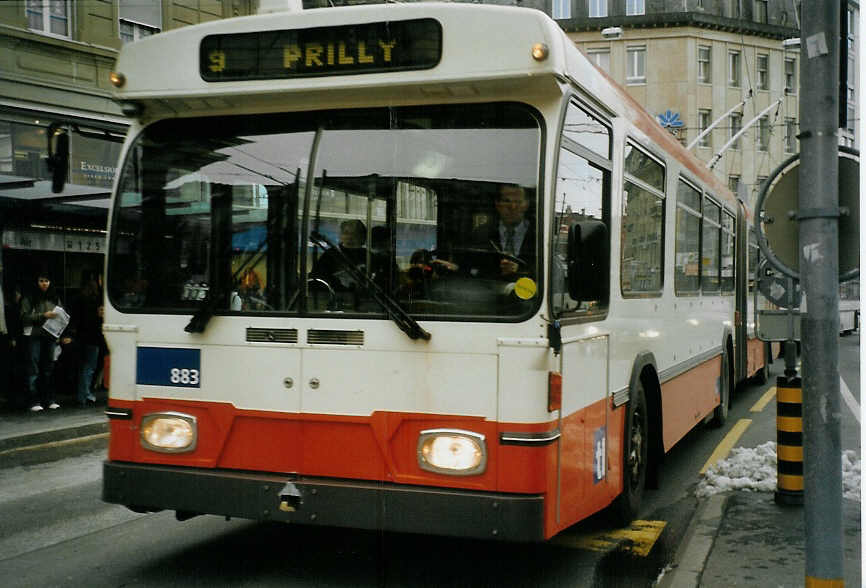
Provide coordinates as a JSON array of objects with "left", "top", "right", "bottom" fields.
[{"left": 101, "top": 2, "right": 771, "bottom": 541}]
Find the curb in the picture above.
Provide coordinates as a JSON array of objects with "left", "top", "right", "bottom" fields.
[
  {"left": 0, "top": 422, "right": 109, "bottom": 468},
  {"left": 657, "top": 494, "right": 728, "bottom": 588}
]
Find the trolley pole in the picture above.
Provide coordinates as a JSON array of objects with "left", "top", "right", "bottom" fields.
[{"left": 799, "top": 1, "right": 843, "bottom": 585}]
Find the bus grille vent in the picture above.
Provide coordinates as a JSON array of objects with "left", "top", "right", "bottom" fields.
[
  {"left": 307, "top": 329, "right": 364, "bottom": 345},
  {"left": 246, "top": 328, "right": 298, "bottom": 343}
]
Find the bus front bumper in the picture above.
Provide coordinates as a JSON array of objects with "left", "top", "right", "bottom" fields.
[{"left": 102, "top": 461, "right": 545, "bottom": 541}]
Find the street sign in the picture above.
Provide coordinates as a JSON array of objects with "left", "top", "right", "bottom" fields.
[{"left": 757, "top": 148, "right": 859, "bottom": 280}]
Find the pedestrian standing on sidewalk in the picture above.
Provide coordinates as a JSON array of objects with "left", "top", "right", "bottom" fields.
[
  {"left": 69, "top": 277, "right": 104, "bottom": 407},
  {"left": 1, "top": 284, "right": 26, "bottom": 408},
  {"left": 20, "top": 271, "right": 66, "bottom": 412}
]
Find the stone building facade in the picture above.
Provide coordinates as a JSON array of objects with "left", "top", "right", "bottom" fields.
[{"left": 0, "top": 1, "right": 255, "bottom": 297}]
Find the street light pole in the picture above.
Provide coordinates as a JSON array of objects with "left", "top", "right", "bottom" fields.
[{"left": 799, "top": 1, "right": 843, "bottom": 586}]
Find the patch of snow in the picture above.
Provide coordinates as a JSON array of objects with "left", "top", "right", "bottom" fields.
[
  {"left": 696, "top": 442, "right": 860, "bottom": 501},
  {"left": 842, "top": 449, "right": 860, "bottom": 501},
  {"left": 653, "top": 563, "right": 674, "bottom": 586}
]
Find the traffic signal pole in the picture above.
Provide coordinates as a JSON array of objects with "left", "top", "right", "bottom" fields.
[{"left": 799, "top": 1, "right": 843, "bottom": 586}]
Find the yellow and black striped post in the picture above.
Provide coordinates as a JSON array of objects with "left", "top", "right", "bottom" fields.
[{"left": 775, "top": 376, "right": 803, "bottom": 505}]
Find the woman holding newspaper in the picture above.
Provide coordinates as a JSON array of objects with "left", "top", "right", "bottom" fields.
[{"left": 20, "top": 271, "right": 69, "bottom": 412}]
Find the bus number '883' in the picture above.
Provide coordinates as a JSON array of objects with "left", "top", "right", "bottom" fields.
[{"left": 170, "top": 368, "right": 200, "bottom": 385}]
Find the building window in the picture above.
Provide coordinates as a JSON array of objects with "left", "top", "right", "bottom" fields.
[
  {"left": 552, "top": 0, "right": 571, "bottom": 20},
  {"left": 757, "top": 116, "right": 770, "bottom": 151},
  {"left": 698, "top": 45, "right": 712, "bottom": 83},
  {"left": 626, "top": 0, "right": 645, "bottom": 16},
  {"left": 756, "top": 54, "right": 769, "bottom": 90},
  {"left": 846, "top": 107, "right": 855, "bottom": 134},
  {"left": 847, "top": 56, "right": 856, "bottom": 102},
  {"left": 785, "top": 57, "right": 797, "bottom": 93},
  {"left": 587, "top": 49, "right": 610, "bottom": 72},
  {"left": 848, "top": 8, "right": 856, "bottom": 51},
  {"left": 730, "top": 112, "right": 742, "bottom": 149},
  {"left": 754, "top": 0, "right": 768, "bottom": 23},
  {"left": 627, "top": 46, "right": 646, "bottom": 84},
  {"left": 588, "top": 0, "right": 607, "bottom": 18},
  {"left": 784, "top": 118, "right": 797, "bottom": 152},
  {"left": 728, "top": 0, "right": 741, "bottom": 18},
  {"left": 26, "top": 0, "right": 69, "bottom": 37},
  {"left": 756, "top": 176, "right": 768, "bottom": 195},
  {"left": 119, "top": 19, "right": 160, "bottom": 44},
  {"left": 728, "top": 176, "right": 740, "bottom": 193},
  {"left": 587, "top": 0, "right": 607, "bottom": 18},
  {"left": 698, "top": 109, "right": 712, "bottom": 148},
  {"left": 728, "top": 51, "right": 741, "bottom": 87}
]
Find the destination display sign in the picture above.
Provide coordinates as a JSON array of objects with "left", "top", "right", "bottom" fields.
[{"left": 200, "top": 19, "right": 441, "bottom": 81}]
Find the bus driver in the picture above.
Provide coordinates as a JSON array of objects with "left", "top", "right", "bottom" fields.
[{"left": 468, "top": 184, "right": 535, "bottom": 280}]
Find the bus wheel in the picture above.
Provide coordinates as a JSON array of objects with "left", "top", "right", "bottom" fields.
[
  {"left": 612, "top": 380, "right": 648, "bottom": 526},
  {"left": 711, "top": 347, "right": 730, "bottom": 427}
]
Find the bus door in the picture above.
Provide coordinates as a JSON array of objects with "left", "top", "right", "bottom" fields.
[
  {"left": 557, "top": 334, "right": 610, "bottom": 522},
  {"left": 550, "top": 97, "right": 615, "bottom": 521}
]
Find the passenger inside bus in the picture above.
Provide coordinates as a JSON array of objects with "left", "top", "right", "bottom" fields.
[
  {"left": 310, "top": 219, "right": 367, "bottom": 291},
  {"left": 462, "top": 184, "right": 535, "bottom": 281}
]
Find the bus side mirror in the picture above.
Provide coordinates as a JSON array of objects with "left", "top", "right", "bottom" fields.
[
  {"left": 46, "top": 123, "right": 69, "bottom": 194},
  {"left": 567, "top": 220, "right": 609, "bottom": 303}
]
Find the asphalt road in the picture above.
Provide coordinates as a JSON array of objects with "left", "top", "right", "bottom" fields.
[{"left": 0, "top": 335, "right": 858, "bottom": 587}]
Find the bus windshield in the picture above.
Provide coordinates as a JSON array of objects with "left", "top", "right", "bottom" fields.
[{"left": 108, "top": 103, "right": 541, "bottom": 321}]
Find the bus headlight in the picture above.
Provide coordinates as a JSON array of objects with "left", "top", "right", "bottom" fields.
[
  {"left": 417, "top": 429, "right": 486, "bottom": 476},
  {"left": 140, "top": 412, "right": 197, "bottom": 453}
]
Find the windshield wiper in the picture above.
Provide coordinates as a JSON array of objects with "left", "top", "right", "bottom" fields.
[{"left": 309, "top": 231, "right": 431, "bottom": 341}]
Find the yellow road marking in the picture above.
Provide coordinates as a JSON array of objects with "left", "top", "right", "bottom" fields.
[
  {"left": 750, "top": 386, "right": 777, "bottom": 412},
  {"left": 554, "top": 520, "right": 666, "bottom": 557},
  {"left": 700, "top": 419, "right": 751, "bottom": 474}
]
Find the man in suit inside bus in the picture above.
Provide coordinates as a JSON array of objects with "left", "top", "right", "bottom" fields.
[{"left": 467, "top": 184, "right": 536, "bottom": 280}]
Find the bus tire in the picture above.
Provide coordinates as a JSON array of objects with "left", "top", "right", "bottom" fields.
[
  {"left": 612, "top": 379, "right": 648, "bottom": 526},
  {"left": 711, "top": 346, "right": 731, "bottom": 427}
]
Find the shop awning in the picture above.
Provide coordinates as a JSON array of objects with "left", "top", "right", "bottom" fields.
[
  {"left": 0, "top": 180, "right": 111, "bottom": 208},
  {"left": 0, "top": 174, "right": 36, "bottom": 189}
]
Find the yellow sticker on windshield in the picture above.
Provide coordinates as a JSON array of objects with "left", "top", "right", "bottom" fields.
[{"left": 514, "top": 277, "right": 537, "bottom": 300}]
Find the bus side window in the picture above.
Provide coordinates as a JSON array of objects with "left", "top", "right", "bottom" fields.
[{"left": 551, "top": 99, "right": 611, "bottom": 318}]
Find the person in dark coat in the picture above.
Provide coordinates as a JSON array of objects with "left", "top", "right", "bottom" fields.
[
  {"left": 70, "top": 278, "right": 104, "bottom": 407},
  {"left": 310, "top": 219, "right": 368, "bottom": 290},
  {"left": 20, "top": 271, "right": 66, "bottom": 411}
]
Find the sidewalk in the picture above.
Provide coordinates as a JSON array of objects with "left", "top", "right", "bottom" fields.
[
  {"left": 661, "top": 491, "right": 862, "bottom": 587},
  {"left": 0, "top": 399, "right": 108, "bottom": 468}
]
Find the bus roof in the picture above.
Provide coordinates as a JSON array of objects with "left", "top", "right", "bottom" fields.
[
  {"left": 113, "top": 3, "right": 566, "bottom": 100},
  {"left": 112, "top": 2, "right": 738, "bottom": 211}
]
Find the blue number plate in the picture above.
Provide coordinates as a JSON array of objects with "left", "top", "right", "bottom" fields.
[{"left": 136, "top": 347, "right": 201, "bottom": 388}]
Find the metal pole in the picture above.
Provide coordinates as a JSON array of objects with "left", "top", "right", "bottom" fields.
[
  {"left": 686, "top": 92, "right": 753, "bottom": 150},
  {"left": 708, "top": 97, "right": 783, "bottom": 169},
  {"left": 799, "top": 1, "right": 843, "bottom": 585}
]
